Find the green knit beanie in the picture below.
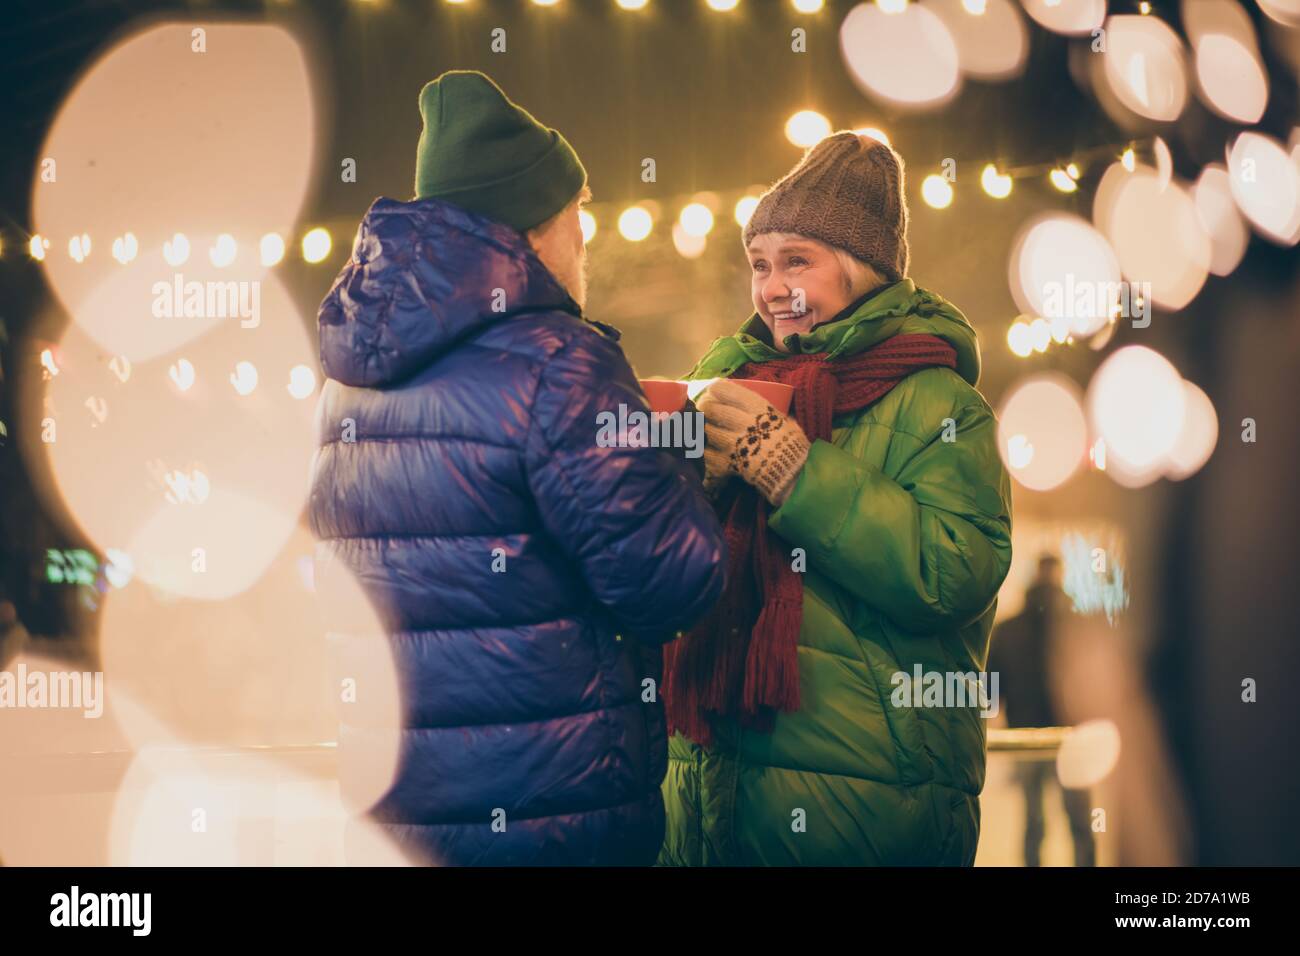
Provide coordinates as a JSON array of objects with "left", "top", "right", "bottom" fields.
[{"left": 414, "top": 70, "right": 587, "bottom": 233}]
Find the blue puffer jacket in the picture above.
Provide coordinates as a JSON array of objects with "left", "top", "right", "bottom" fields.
[{"left": 308, "top": 196, "right": 727, "bottom": 865}]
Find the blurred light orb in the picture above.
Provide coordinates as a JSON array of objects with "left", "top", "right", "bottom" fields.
[
  {"left": 841, "top": 2, "right": 961, "bottom": 109},
  {"left": 169, "top": 358, "right": 196, "bottom": 392},
  {"left": 112, "top": 232, "right": 139, "bottom": 264},
  {"left": 920, "top": 174, "right": 954, "bottom": 209},
  {"left": 287, "top": 364, "right": 317, "bottom": 400},
  {"left": 792, "top": 0, "right": 824, "bottom": 12},
  {"left": 980, "top": 163, "right": 1013, "bottom": 198},
  {"left": 230, "top": 361, "right": 259, "bottom": 396},
  {"left": 855, "top": 127, "right": 891, "bottom": 146},
  {"left": 929, "top": 0, "right": 1027, "bottom": 80},
  {"left": 1009, "top": 214, "right": 1122, "bottom": 338},
  {"left": 29, "top": 235, "right": 50, "bottom": 260},
  {"left": 1099, "top": 15, "right": 1189, "bottom": 122},
  {"left": 1093, "top": 162, "right": 1210, "bottom": 310},
  {"left": 259, "top": 232, "right": 285, "bottom": 267},
  {"left": 209, "top": 233, "right": 237, "bottom": 268},
  {"left": 1021, "top": 0, "right": 1105, "bottom": 35},
  {"left": 785, "top": 109, "right": 832, "bottom": 147},
  {"left": 1227, "top": 132, "right": 1300, "bottom": 245},
  {"left": 1087, "top": 345, "right": 1187, "bottom": 484},
  {"left": 1194, "top": 34, "right": 1268, "bottom": 123},
  {"left": 31, "top": 22, "right": 316, "bottom": 352},
  {"left": 997, "top": 374, "right": 1088, "bottom": 491},
  {"left": 1007, "top": 320, "right": 1033, "bottom": 357},
  {"left": 579, "top": 209, "right": 597, "bottom": 243},
  {"left": 679, "top": 202, "right": 715, "bottom": 237},
  {"left": 1257, "top": 0, "right": 1300, "bottom": 25},
  {"left": 1057, "top": 719, "right": 1122, "bottom": 789},
  {"left": 163, "top": 232, "right": 190, "bottom": 267},
  {"left": 734, "top": 196, "right": 761, "bottom": 228},
  {"left": 1192, "top": 165, "right": 1248, "bottom": 276},
  {"left": 301, "top": 227, "right": 331, "bottom": 264},
  {"left": 618, "top": 206, "right": 654, "bottom": 242},
  {"left": 1153, "top": 136, "right": 1173, "bottom": 190},
  {"left": 68, "top": 233, "right": 91, "bottom": 263},
  {"left": 1049, "top": 167, "right": 1079, "bottom": 192},
  {"left": 706, "top": 0, "right": 740, "bottom": 11},
  {"left": 671, "top": 221, "right": 707, "bottom": 259},
  {"left": 617, "top": 0, "right": 650, "bottom": 8},
  {"left": 1028, "top": 318, "right": 1052, "bottom": 352},
  {"left": 1165, "top": 379, "right": 1218, "bottom": 480}
]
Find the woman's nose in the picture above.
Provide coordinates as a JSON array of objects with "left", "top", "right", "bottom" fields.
[{"left": 762, "top": 274, "right": 789, "bottom": 303}]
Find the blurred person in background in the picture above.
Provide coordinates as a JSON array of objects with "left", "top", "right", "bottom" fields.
[{"left": 987, "top": 553, "right": 1095, "bottom": 867}]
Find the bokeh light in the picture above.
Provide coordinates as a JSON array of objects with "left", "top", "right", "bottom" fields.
[
  {"left": 841, "top": 1, "right": 961, "bottom": 109},
  {"left": 1093, "top": 161, "right": 1210, "bottom": 310},
  {"left": 618, "top": 205, "right": 654, "bottom": 241},
  {"left": 997, "top": 374, "right": 1089, "bottom": 492},
  {"left": 1009, "top": 214, "right": 1122, "bottom": 338},
  {"left": 784, "top": 109, "right": 832, "bottom": 147},
  {"left": 1164, "top": 379, "right": 1218, "bottom": 481},
  {"left": 1086, "top": 345, "right": 1187, "bottom": 487},
  {"left": 1095, "top": 15, "right": 1190, "bottom": 123},
  {"left": 1227, "top": 131, "right": 1300, "bottom": 246}
]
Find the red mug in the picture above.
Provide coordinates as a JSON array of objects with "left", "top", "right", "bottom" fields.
[
  {"left": 638, "top": 379, "right": 689, "bottom": 414},
  {"left": 683, "top": 377, "right": 794, "bottom": 415}
]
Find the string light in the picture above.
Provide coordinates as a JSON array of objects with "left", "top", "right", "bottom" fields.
[
  {"left": 785, "top": 110, "right": 832, "bottom": 147},
  {"left": 14, "top": 142, "right": 1154, "bottom": 273},
  {"left": 260, "top": 232, "right": 286, "bottom": 267},
  {"left": 981, "top": 164, "right": 1013, "bottom": 198},
  {"left": 1050, "top": 166, "right": 1080, "bottom": 192},
  {"left": 734, "top": 195, "right": 760, "bottom": 227},
  {"left": 301, "top": 227, "right": 332, "bottom": 263},
  {"left": 618, "top": 206, "right": 653, "bottom": 241},
  {"left": 921, "top": 174, "right": 954, "bottom": 209},
  {"left": 679, "top": 202, "right": 715, "bottom": 237}
]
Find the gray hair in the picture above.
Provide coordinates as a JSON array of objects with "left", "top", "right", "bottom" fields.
[{"left": 756, "top": 231, "right": 888, "bottom": 299}]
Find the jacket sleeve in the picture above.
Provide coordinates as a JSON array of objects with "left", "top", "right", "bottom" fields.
[
  {"left": 767, "top": 393, "right": 1012, "bottom": 633},
  {"left": 524, "top": 327, "right": 727, "bottom": 644}
]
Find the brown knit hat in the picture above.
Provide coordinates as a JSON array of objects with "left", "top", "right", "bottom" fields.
[{"left": 743, "top": 131, "right": 910, "bottom": 282}]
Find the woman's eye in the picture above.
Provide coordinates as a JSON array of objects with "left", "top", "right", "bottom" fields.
[
  {"left": 751, "top": 261, "right": 768, "bottom": 273},
  {"left": 789, "top": 256, "right": 809, "bottom": 268}
]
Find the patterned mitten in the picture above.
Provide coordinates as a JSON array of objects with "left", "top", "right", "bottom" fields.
[{"left": 697, "top": 378, "right": 811, "bottom": 507}]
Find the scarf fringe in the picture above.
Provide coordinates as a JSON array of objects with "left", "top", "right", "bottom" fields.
[{"left": 742, "top": 596, "right": 803, "bottom": 713}]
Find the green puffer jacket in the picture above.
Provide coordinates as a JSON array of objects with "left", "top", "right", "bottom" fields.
[{"left": 659, "top": 279, "right": 1013, "bottom": 866}]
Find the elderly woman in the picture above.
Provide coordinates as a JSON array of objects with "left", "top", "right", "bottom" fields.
[{"left": 659, "top": 132, "right": 1013, "bottom": 866}]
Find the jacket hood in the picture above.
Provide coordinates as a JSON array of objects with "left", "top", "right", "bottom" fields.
[
  {"left": 318, "top": 196, "right": 580, "bottom": 387},
  {"left": 687, "top": 279, "right": 983, "bottom": 387}
]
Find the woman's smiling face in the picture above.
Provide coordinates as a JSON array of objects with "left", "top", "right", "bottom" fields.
[{"left": 747, "top": 233, "right": 854, "bottom": 351}]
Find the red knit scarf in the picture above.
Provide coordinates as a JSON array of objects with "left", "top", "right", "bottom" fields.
[{"left": 662, "top": 333, "right": 959, "bottom": 747}]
